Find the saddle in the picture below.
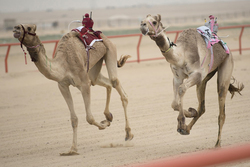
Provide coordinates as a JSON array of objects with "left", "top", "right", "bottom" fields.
[
  {"left": 72, "top": 27, "right": 103, "bottom": 72},
  {"left": 197, "top": 26, "right": 229, "bottom": 72}
]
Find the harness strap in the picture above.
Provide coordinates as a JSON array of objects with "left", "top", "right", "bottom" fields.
[
  {"left": 148, "top": 20, "right": 160, "bottom": 37},
  {"left": 26, "top": 44, "right": 41, "bottom": 49},
  {"left": 161, "top": 37, "right": 177, "bottom": 53},
  {"left": 20, "top": 25, "right": 37, "bottom": 64}
]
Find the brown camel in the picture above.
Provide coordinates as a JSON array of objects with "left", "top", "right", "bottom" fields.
[
  {"left": 13, "top": 24, "right": 133, "bottom": 155},
  {"left": 140, "top": 14, "right": 244, "bottom": 147}
]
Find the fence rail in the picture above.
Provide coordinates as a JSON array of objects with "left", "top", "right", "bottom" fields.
[{"left": 1, "top": 25, "right": 250, "bottom": 73}]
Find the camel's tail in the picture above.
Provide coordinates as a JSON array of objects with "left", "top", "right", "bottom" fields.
[
  {"left": 228, "top": 76, "right": 244, "bottom": 99},
  {"left": 117, "top": 55, "right": 131, "bottom": 68}
]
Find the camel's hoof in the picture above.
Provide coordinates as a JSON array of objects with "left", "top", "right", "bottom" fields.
[
  {"left": 60, "top": 151, "right": 79, "bottom": 156},
  {"left": 105, "top": 113, "right": 113, "bottom": 122},
  {"left": 99, "top": 120, "right": 111, "bottom": 130},
  {"left": 184, "top": 108, "right": 198, "bottom": 118},
  {"left": 125, "top": 134, "right": 134, "bottom": 141},
  {"left": 177, "top": 128, "right": 190, "bottom": 135},
  {"left": 215, "top": 140, "right": 221, "bottom": 148}
]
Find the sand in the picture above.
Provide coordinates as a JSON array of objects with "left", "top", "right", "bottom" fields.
[
  {"left": 1, "top": 28, "right": 250, "bottom": 167},
  {"left": 1, "top": 1, "right": 250, "bottom": 166}
]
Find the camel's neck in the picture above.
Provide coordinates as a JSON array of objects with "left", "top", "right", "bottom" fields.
[
  {"left": 27, "top": 37, "right": 63, "bottom": 81},
  {"left": 151, "top": 33, "right": 179, "bottom": 65}
]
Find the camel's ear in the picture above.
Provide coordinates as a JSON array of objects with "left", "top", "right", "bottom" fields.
[
  {"left": 153, "top": 14, "right": 161, "bottom": 22},
  {"left": 33, "top": 24, "right": 37, "bottom": 32},
  {"left": 146, "top": 14, "right": 151, "bottom": 18},
  {"left": 157, "top": 14, "right": 161, "bottom": 22}
]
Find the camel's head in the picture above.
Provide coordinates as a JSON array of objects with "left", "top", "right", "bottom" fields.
[
  {"left": 13, "top": 24, "right": 37, "bottom": 45},
  {"left": 140, "top": 14, "right": 164, "bottom": 37}
]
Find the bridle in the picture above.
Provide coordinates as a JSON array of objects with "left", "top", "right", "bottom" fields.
[
  {"left": 142, "top": 19, "right": 176, "bottom": 53},
  {"left": 20, "top": 24, "right": 38, "bottom": 64},
  {"left": 148, "top": 20, "right": 167, "bottom": 37}
]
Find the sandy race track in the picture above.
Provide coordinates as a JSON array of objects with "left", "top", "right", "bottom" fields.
[{"left": 1, "top": 30, "right": 250, "bottom": 167}]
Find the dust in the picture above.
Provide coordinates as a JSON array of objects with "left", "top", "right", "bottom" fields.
[{"left": 100, "top": 140, "right": 134, "bottom": 148}]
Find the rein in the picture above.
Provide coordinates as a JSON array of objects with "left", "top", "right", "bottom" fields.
[{"left": 20, "top": 24, "right": 37, "bottom": 64}]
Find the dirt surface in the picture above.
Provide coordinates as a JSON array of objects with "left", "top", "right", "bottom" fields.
[
  {"left": 1, "top": 32, "right": 250, "bottom": 167},
  {"left": 1, "top": 3, "right": 250, "bottom": 165}
]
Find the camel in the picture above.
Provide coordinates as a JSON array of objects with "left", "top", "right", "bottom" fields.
[
  {"left": 140, "top": 14, "right": 244, "bottom": 147},
  {"left": 13, "top": 24, "right": 133, "bottom": 155}
]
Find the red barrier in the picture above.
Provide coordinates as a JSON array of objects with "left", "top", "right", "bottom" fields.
[
  {"left": 125, "top": 143, "right": 250, "bottom": 167},
  {"left": 1, "top": 25, "right": 250, "bottom": 73}
]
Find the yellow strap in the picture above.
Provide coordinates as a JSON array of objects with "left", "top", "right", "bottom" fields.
[{"left": 162, "top": 46, "right": 172, "bottom": 53}]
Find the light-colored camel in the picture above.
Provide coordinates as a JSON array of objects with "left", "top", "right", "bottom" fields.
[
  {"left": 13, "top": 24, "right": 133, "bottom": 155},
  {"left": 140, "top": 14, "right": 243, "bottom": 147}
]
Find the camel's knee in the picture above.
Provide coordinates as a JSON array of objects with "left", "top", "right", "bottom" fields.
[
  {"left": 178, "top": 85, "right": 186, "bottom": 97},
  {"left": 121, "top": 95, "right": 128, "bottom": 103},
  {"left": 198, "top": 100, "right": 205, "bottom": 116},
  {"left": 218, "top": 106, "right": 226, "bottom": 123},
  {"left": 121, "top": 94, "right": 128, "bottom": 107},
  {"left": 111, "top": 78, "right": 118, "bottom": 88},
  {"left": 107, "top": 85, "right": 112, "bottom": 92},
  {"left": 71, "top": 116, "right": 78, "bottom": 128},
  {"left": 86, "top": 115, "right": 95, "bottom": 125},
  {"left": 171, "top": 100, "right": 179, "bottom": 111}
]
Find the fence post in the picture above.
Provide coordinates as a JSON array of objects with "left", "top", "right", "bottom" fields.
[
  {"left": 52, "top": 41, "right": 59, "bottom": 58},
  {"left": 137, "top": 34, "right": 143, "bottom": 63},
  {"left": 5, "top": 45, "right": 11, "bottom": 73},
  {"left": 239, "top": 26, "right": 244, "bottom": 55},
  {"left": 174, "top": 31, "right": 179, "bottom": 43}
]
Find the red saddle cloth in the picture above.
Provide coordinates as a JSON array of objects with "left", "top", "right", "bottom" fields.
[
  {"left": 71, "top": 27, "right": 103, "bottom": 72},
  {"left": 72, "top": 27, "right": 103, "bottom": 48}
]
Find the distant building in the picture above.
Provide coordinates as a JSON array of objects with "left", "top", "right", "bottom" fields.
[{"left": 4, "top": 19, "right": 16, "bottom": 30}]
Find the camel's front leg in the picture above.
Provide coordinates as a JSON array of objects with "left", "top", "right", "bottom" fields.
[
  {"left": 58, "top": 83, "right": 79, "bottom": 156},
  {"left": 171, "top": 77, "right": 183, "bottom": 111},
  {"left": 177, "top": 71, "right": 202, "bottom": 135},
  {"left": 170, "top": 65, "right": 185, "bottom": 111}
]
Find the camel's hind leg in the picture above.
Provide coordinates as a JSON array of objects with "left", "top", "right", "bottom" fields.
[
  {"left": 89, "top": 59, "right": 113, "bottom": 122},
  {"left": 100, "top": 34, "right": 133, "bottom": 141},
  {"left": 115, "top": 79, "right": 134, "bottom": 141},
  {"left": 78, "top": 78, "right": 111, "bottom": 130},
  {"left": 187, "top": 70, "right": 217, "bottom": 130},
  {"left": 100, "top": 33, "right": 118, "bottom": 88},
  {"left": 215, "top": 54, "right": 233, "bottom": 147},
  {"left": 92, "top": 71, "right": 133, "bottom": 140},
  {"left": 92, "top": 73, "right": 113, "bottom": 122}
]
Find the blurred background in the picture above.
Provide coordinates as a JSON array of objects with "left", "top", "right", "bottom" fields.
[{"left": 0, "top": 0, "right": 250, "bottom": 43}]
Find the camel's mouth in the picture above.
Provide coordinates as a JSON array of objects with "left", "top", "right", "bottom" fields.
[
  {"left": 13, "top": 26, "right": 22, "bottom": 39},
  {"left": 13, "top": 31, "right": 21, "bottom": 38},
  {"left": 140, "top": 26, "right": 149, "bottom": 36}
]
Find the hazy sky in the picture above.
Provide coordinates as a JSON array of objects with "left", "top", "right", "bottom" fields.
[{"left": 0, "top": 0, "right": 239, "bottom": 13}]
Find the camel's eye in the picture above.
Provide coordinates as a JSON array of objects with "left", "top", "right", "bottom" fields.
[
  {"left": 27, "top": 27, "right": 31, "bottom": 31},
  {"left": 14, "top": 26, "right": 20, "bottom": 30},
  {"left": 153, "top": 21, "right": 157, "bottom": 25}
]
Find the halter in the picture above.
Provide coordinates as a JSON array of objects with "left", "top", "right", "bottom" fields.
[
  {"left": 148, "top": 20, "right": 168, "bottom": 37},
  {"left": 148, "top": 20, "right": 160, "bottom": 37},
  {"left": 20, "top": 24, "right": 37, "bottom": 64}
]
